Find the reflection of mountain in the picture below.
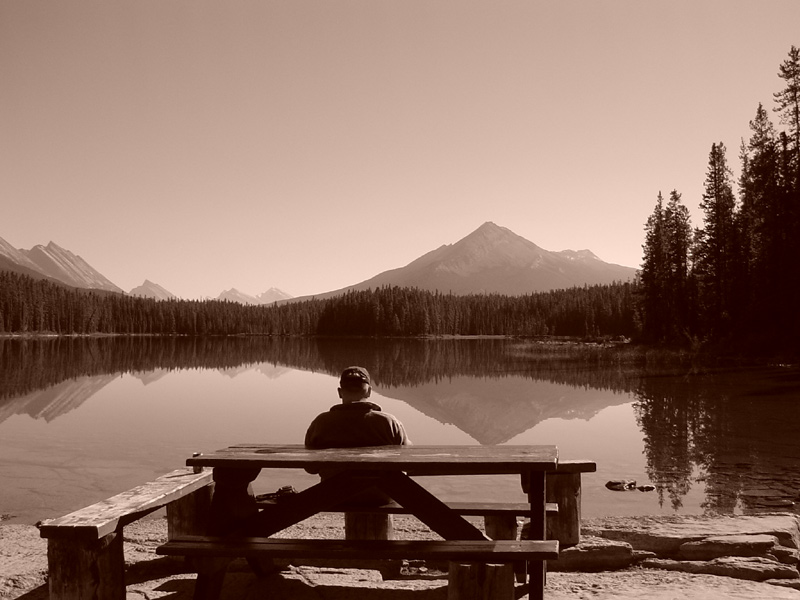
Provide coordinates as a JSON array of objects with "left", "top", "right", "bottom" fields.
[
  {"left": 0, "top": 336, "right": 639, "bottom": 404},
  {"left": 0, "top": 374, "right": 117, "bottom": 424},
  {"left": 382, "top": 376, "right": 629, "bottom": 445},
  {"left": 130, "top": 369, "right": 171, "bottom": 386},
  {"left": 255, "top": 364, "right": 292, "bottom": 379},
  {"left": 220, "top": 365, "right": 256, "bottom": 378}
]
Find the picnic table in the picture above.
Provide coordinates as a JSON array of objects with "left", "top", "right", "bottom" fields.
[{"left": 159, "top": 444, "right": 564, "bottom": 600}]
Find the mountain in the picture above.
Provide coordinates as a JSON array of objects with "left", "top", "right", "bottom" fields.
[
  {"left": 129, "top": 280, "right": 176, "bottom": 300},
  {"left": 218, "top": 287, "right": 293, "bottom": 305},
  {"left": 302, "top": 222, "right": 637, "bottom": 299},
  {"left": 256, "top": 287, "right": 293, "bottom": 304},
  {"left": 0, "top": 236, "right": 124, "bottom": 293},
  {"left": 217, "top": 288, "right": 261, "bottom": 305}
]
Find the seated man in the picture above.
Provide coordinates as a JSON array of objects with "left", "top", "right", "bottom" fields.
[
  {"left": 305, "top": 366, "right": 409, "bottom": 519},
  {"left": 305, "top": 366, "right": 409, "bottom": 449}
]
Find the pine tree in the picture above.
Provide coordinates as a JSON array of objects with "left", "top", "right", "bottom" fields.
[
  {"left": 772, "top": 46, "right": 800, "bottom": 339},
  {"left": 664, "top": 190, "right": 693, "bottom": 339},
  {"left": 773, "top": 45, "right": 800, "bottom": 181},
  {"left": 694, "top": 143, "right": 737, "bottom": 336}
]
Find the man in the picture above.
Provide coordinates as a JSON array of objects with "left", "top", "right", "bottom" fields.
[
  {"left": 305, "top": 366, "right": 409, "bottom": 449},
  {"left": 305, "top": 367, "right": 409, "bottom": 522}
]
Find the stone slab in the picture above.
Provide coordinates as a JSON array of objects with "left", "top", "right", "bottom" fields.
[
  {"left": 548, "top": 536, "right": 635, "bottom": 572},
  {"left": 584, "top": 514, "right": 800, "bottom": 555},
  {"left": 680, "top": 534, "right": 779, "bottom": 560},
  {"left": 642, "top": 556, "right": 799, "bottom": 582}
]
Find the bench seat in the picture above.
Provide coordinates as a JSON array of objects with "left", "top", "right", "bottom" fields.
[
  {"left": 39, "top": 467, "right": 212, "bottom": 540},
  {"left": 157, "top": 535, "right": 559, "bottom": 562},
  {"left": 39, "top": 467, "right": 213, "bottom": 600},
  {"left": 258, "top": 499, "right": 558, "bottom": 517}
]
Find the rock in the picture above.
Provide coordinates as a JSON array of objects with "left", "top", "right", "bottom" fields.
[
  {"left": 548, "top": 536, "right": 635, "bottom": 572},
  {"left": 771, "top": 546, "right": 800, "bottom": 565},
  {"left": 637, "top": 485, "right": 656, "bottom": 492},
  {"left": 642, "top": 556, "right": 799, "bottom": 582},
  {"left": 266, "top": 565, "right": 448, "bottom": 600},
  {"left": 679, "top": 534, "right": 778, "bottom": 560},
  {"left": 584, "top": 514, "right": 800, "bottom": 555},
  {"left": 768, "top": 578, "right": 800, "bottom": 590},
  {"left": 632, "top": 550, "right": 658, "bottom": 562},
  {"left": 605, "top": 480, "right": 637, "bottom": 491}
]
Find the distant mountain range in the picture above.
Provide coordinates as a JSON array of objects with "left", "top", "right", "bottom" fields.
[
  {"left": 217, "top": 287, "right": 293, "bottom": 305},
  {"left": 0, "top": 235, "right": 292, "bottom": 303},
  {"left": 0, "top": 238, "right": 124, "bottom": 292},
  {"left": 295, "top": 221, "right": 637, "bottom": 300},
  {"left": 129, "top": 280, "right": 177, "bottom": 300},
  {"left": 1, "top": 223, "right": 637, "bottom": 303}
]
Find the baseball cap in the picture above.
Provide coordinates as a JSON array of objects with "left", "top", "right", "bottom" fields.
[{"left": 339, "top": 366, "right": 371, "bottom": 389}]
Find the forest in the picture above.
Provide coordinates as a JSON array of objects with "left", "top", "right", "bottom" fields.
[
  {"left": 0, "top": 270, "right": 637, "bottom": 339},
  {"left": 639, "top": 46, "right": 800, "bottom": 351}
]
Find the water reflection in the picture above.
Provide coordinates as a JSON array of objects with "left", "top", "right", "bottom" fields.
[
  {"left": 1, "top": 337, "right": 799, "bottom": 519},
  {"left": 634, "top": 367, "right": 800, "bottom": 513}
]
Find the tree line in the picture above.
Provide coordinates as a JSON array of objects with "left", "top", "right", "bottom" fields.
[
  {"left": 0, "top": 269, "right": 638, "bottom": 339},
  {"left": 640, "top": 46, "right": 800, "bottom": 350}
]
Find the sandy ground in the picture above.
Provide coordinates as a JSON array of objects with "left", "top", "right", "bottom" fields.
[{"left": 3, "top": 514, "right": 800, "bottom": 600}]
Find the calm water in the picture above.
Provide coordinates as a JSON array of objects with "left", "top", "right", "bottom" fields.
[{"left": 1, "top": 337, "right": 799, "bottom": 525}]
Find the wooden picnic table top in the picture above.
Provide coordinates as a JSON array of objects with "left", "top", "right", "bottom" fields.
[{"left": 187, "top": 443, "right": 559, "bottom": 475}]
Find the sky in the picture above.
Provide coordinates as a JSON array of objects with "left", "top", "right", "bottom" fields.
[{"left": 2, "top": 1, "right": 799, "bottom": 300}]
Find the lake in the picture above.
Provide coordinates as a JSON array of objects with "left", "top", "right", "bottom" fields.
[{"left": 1, "top": 336, "right": 798, "bottom": 525}]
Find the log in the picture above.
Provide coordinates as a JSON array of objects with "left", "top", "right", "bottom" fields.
[
  {"left": 345, "top": 512, "right": 394, "bottom": 540},
  {"left": 168, "top": 482, "right": 214, "bottom": 539},
  {"left": 447, "top": 562, "right": 515, "bottom": 600},
  {"left": 546, "top": 471, "right": 582, "bottom": 547},
  {"left": 47, "top": 531, "right": 124, "bottom": 600}
]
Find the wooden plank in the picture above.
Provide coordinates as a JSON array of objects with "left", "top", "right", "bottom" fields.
[
  {"left": 377, "top": 471, "right": 487, "bottom": 541},
  {"left": 157, "top": 536, "right": 559, "bottom": 562},
  {"left": 552, "top": 459, "right": 596, "bottom": 473},
  {"left": 47, "top": 531, "right": 124, "bottom": 600},
  {"left": 449, "top": 562, "right": 515, "bottom": 600},
  {"left": 39, "top": 468, "right": 212, "bottom": 540},
  {"left": 249, "top": 471, "right": 392, "bottom": 537},
  {"left": 526, "top": 471, "right": 547, "bottom": 600},
  {"left": 293, "top": 500, "right": 558, "bottom": 517},
  {"left": 187, "top": 444, "right": 558, "bottom": 475}
]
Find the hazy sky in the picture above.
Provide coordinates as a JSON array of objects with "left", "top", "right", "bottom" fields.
[{"left": 2, "top": 1, "right": 799, "bottom": 299}]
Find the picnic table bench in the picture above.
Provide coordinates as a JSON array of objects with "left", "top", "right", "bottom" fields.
[
  {"left": 38, "top": 467, "right": 213, "bottom": 600},
  {"left": 38, "top": 447, "right": 595, "bottom": 600}
]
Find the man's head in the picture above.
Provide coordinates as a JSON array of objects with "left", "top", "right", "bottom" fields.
[{"left": 338, "top": 366, "right": 371, "bottom": 402}]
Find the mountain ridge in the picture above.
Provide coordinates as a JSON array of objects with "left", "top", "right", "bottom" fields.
[
  {"left": 1, "top": 223, "right": 635, "bottom": 304},
  {"left": 292, "top": 221, "right": 637, "bottom": 301}
]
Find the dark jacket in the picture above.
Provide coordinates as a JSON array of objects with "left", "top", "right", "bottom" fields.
[{"left": 304, "top": 401, "right": 409, "bottom": 449}]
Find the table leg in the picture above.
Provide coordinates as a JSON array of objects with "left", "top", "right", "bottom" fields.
[
  {"left": 193, "top": 467, "right": 260, "bottom": 600},
  {"left": 525, "top": 471, "right": 547, "bottom": 600}
]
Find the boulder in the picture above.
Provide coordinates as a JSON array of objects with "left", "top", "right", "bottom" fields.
[
  {"left": 263, "top": 566, "right": 448, "bottom": 600},
  {"left": 642, "top": 556, "right": 799, "bottom": 582},
  {"left": 768, "top": 578, "right": 800, "bottom": 590},
  {"left": 584, "top": 514, "right": 800, "bottom": 556},
  {"left": 771, "top": 546, "right": 800, "bottom": 565},
  {"left": 679, "top": 534, "right": 778, "bottom": 560},
  {"left": 548, "top": 536, "right": 636, "bottom": 572}
]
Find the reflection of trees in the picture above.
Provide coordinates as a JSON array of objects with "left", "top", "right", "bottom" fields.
[
  {"left": 634, "top": 367, "right": 800, "bottom": 514},
  {"left": 0, "top": 337, "right": 645, "bottom": 403}
]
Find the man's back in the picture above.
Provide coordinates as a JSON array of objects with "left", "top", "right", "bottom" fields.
[{"left": 305, "top": 400, "right": 408, "bottom": 449}]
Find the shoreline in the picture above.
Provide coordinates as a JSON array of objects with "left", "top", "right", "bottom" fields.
[{"left": 4, "top": 513, "right": 800, "bottom": 599}]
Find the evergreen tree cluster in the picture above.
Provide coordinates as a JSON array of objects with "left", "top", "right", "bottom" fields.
[
  {"left": 0, "top": 269, "right": 637, "bottom": 339},
  {"left": 640, "top": 46, "right": 800, "bottom": 348}
]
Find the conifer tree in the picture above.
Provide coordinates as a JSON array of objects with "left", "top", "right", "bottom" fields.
[{"left": 694, "top": 143, "right": 737, "bottom": 335}]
